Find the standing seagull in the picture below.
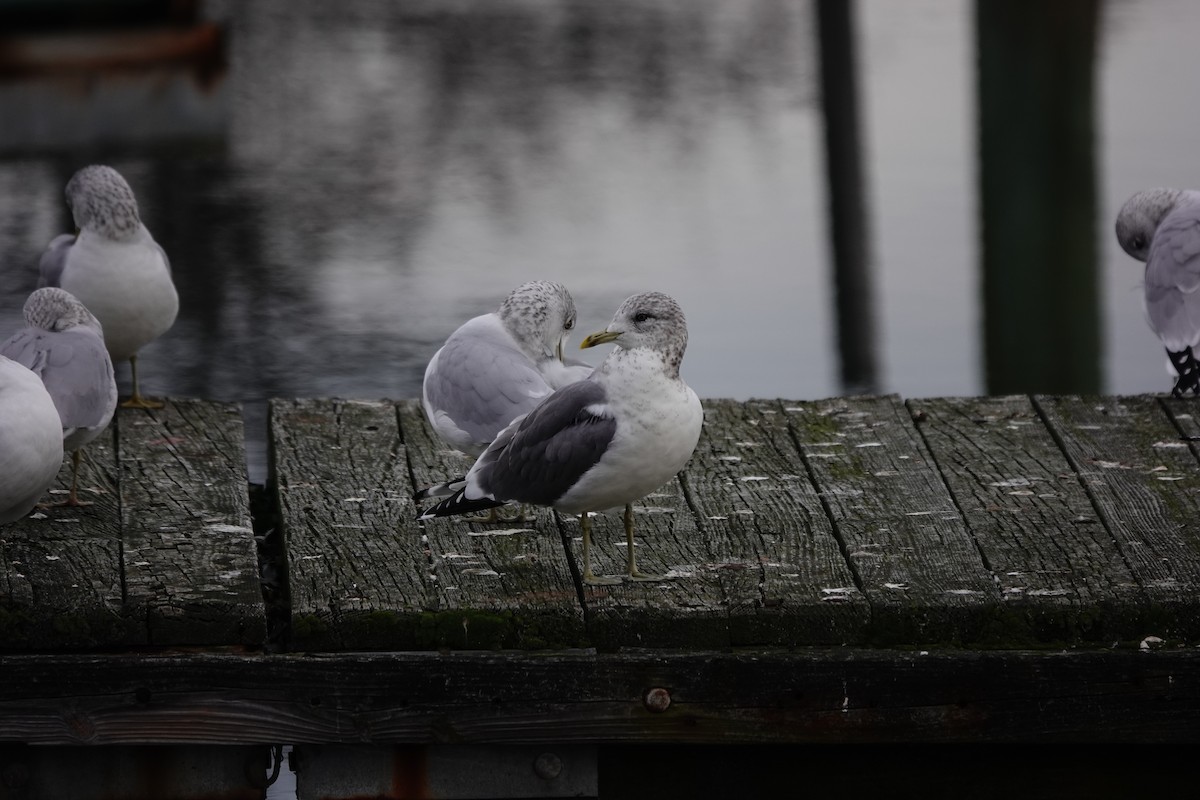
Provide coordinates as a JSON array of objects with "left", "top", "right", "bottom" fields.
[
  {"left": 1116, "top": 187, "right": 1200, "bottom": 397},
  {"left": 39, "top": 165, "right": 178, "bottom": 409},
  {"left": 418, "top": 292, "right": 703, "bottom": 585},
  {"left": 1, "top": 288, "right": 118, "bottom": 506},
  {"left": 0, "top": 356, "right": 65, "bottom": 524},
  {"left": 422, "top": 280, "right": 593, "bottom": 458}
]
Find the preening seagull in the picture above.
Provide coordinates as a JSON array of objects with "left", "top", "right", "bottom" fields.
[
  {"left": 0, "top": 356, "right": 65, "bottom": 524},
  {"left": 39, "top": 164, "right": 178, "bottom": 409},
  {"left": 417, "top": 291, "right": 703, "bottom": 585},
  {"left": 1115, "top": 187, "right": 1200, "bottom": 397},
  {"left": 421, "top": 280, "right": 593, "bottom": 458},
  {"left": 1, "top": 288, "right": 118, "bottom": 506}
]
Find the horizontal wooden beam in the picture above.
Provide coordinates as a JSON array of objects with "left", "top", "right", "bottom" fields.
[{"left": 0, "top": 648, "right": 1195, "bottom": 745}]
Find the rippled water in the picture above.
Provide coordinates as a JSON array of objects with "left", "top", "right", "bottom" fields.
[{"left": 1, "top": 0, "right": 1198, "bottom": 489}]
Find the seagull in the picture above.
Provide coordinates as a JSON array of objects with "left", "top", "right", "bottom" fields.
[
  {"left": 1, "top": 288, "right": 118, "bottom": 506},
  {"left": 419, "top": 281, "right": 593, "bottom": 521},
  {"left": 38, "top": 164, "right": 178, "bottom": 409},
  {"left": 418, "top": 292, "right": 703, "bottom": 584},
  {"left": 0, "top": 356, "right": 66, "bottom": 524},
  {"left": 421, "top": 280, "right": 593, "bottom": 458},
  {"left": 1116, "top": 187, "right": 1200, "bottom": 397}
]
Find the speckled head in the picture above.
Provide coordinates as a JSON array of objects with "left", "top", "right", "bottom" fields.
[
  {"left": 65, "top": 165, "right": 141, "bottom": 240},
  {"left": 498, "top": 281, "right": 578, "bottom": 360},
  {"left": 582, "top": 291, "right": 689, "bottom": 377},
  {"left": 23, "top": 287, "right": 104, "bottom": 335},
  {"left": 1115, "top": 187, "right": 1184, "bottom": 262}
]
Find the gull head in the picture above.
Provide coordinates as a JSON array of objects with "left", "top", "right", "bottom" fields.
[
  {"left": 1115, "top": 187, "right": 1184, "bottom": 262},
  {"left": 65, "top": 165, "right": 142, "bottom": 241},
  {"left": 581, "top": 291, "right": 688, "bottom": 375},
  {"left": 23, "top": 287, "right": 104, "bottom": 337},
  {"left": 498, "top": 280, "right": 578, "bottom": 363}
]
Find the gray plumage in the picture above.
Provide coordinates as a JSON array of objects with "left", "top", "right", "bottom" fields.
[
  {"left": 1, "top": 288, "right": 117, "bottom": 506},
  {"left": 1, "top": 288, "right": 117, "bottom": 451},
  {"left": 0, "top": 356, "right": 64, "bottom": 524},
  {"left": 422, "top": 281, "right": 592, "bottom": 457},
  {"left": 460, "top": 379, "right": 617, "bottom": 510},
  {"left": 1116, "top": 187, "right": 1200, "bottom": 395}
]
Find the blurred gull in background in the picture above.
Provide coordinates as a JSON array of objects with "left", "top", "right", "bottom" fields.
[
  {"left": 1115, "top": 187, "right": 1200, "bottom": 397},
  {"left": 38, "top": 165, "right": 178, "bottom": 409}
]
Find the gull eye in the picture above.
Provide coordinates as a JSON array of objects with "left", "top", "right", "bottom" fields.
[
  {"left": 564, "top": 319, "right": 574, "bottom": 331},
  {"left": 634, "top": 311, "right": 651, "bottom": 324},
  {"left": 1132, "top": 234, "right": 1147, "bottom": 251}
]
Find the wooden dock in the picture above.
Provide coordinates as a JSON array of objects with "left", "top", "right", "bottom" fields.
[{"left": 2, "top": 395, "right": 1199, "bottom": 798}]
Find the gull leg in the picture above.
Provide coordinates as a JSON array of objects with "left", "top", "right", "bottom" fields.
[
  {"left": 582, "top": 512, "right": 620, "bottom": 586},
  {"left": 624, "top": 503, "right": 667, "bottom": 582},
  {"left": 64, "top": 449, "right": 93, "bottom": 506},
  {"left": 39, "top": 450, "right": 93, "bottom": 508},
  {"left": 121, "top": 353, "right": 164, "bottom": 409}
]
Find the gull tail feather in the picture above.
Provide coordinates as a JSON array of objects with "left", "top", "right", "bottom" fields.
[
  {"left": 413, "top": 477, "right": 466, "bottom": 503},
  {"left": 417, "top": 488, "right": 506, "bottom": 520}
]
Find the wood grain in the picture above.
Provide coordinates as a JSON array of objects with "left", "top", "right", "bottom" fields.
[
  {"left": 118, "top": 400, "right": 265, "bottom": 646},
  {"left": 784, "top": 396, "right": 999, "bottom": 644},
  {"left": 1035, "top": 395, "right": 1200, "bottom": 638},
  {"left": 910, "top": 396, "right": 1149, "bottom": 643},
  {"left": 0, "top": 425, "right": 138, "bottom": 649},
  {"left": 0, "top": 649, "right": 1195, "bottom": 745},
  {"left": 272, "top": 398, "right": 436, "bottom": 650},
  {"left": 399, "top": 400, "right": 586, "bottom": 650},
  {"left": 681, "top": 399, "right": 869, "bottom": 645}
]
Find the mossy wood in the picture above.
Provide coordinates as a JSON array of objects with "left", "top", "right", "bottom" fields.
[
  {"left": 0, "top": 401, "right": 264, "bottom": 650},
  {"left": 908, "top": 395, "right": 1150, "bottom": 643},
  {"left": 273, "top": 399, "right": 587, "bottom": 651},
  {"left": 5, "top": 394, "right": 1200, "bottom": 654},
  {"left": 1034, "top": 395, "right": 1200, "bottom": 638}
]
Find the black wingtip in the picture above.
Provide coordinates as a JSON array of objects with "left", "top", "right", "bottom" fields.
[{"left": 416, "top": 488, "right": 505, "bottom": 520}]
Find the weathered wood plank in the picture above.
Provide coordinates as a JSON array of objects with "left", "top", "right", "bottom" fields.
[
  {"left": 784, "top": 396, "right": 1000, "bottom": 644},
  {"left": 399, "top": 400, "right": 586, "bottom": 650},
  {"left": 561, "top": 472, "right": 729, "bottom": 650},
  {"left": 274, "top": 399, "right": 585, "bottom": 650},
  {"left": 0, "top": 427, "right": 141, "bottom": 650},
  {"left": 119, "top": 400, "right": 265, "bottom": 647},
  {"left": 680, "top": 399, "right": 869, "bottom": 645},
  {"left": 1034, "top": 395, "right": 1200, "bottom": 638},
  {"left": 272, "top": 398, "right": 435, "bottom": 650},
  {"left": 909, "top": 396, "right": 1150, "bottom": 643},
  {"left": 0, "top": 649, "right": 1196, "bottom": 745}
]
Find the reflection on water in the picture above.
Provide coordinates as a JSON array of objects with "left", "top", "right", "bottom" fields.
[{"left": 2, "top": 0, "right": 1200, "bottom": 485}]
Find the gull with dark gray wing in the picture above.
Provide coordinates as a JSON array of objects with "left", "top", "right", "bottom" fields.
[{"left": 418, "top": 291, "right": 703, "bottom": 584}]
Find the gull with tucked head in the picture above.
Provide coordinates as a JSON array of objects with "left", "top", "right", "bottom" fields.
[
  {"left": 418, "top": 280, "right": 593, "bottom": 522},
  {"left": 418, "top": 291, "right": 703, "bottom": 585},
  {"left": 38, "top": 165, "right": 178, "bottom": 409},
  {"left": 1, "top": 288, "right": 118, "bottom": 506},
  {"left": 422, "top": 280, "right": 592, "bottom": 458},
  {"left": 1116, "top": 187, "right": 1200, "bottom": 396}
]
